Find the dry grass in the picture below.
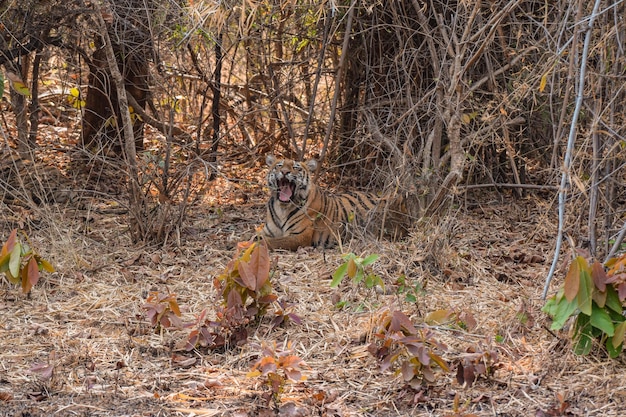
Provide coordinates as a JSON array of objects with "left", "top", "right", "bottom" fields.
[{"left": 1, "top": 175, "right": 626, "bottom": 417}]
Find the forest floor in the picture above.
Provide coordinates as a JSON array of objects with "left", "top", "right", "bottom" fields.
[{"left": 1, "top": 123, "right": 626, "bottom": 417}]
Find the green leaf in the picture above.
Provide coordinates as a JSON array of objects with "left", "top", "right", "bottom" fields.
[
  {"left": 0, "top": 72, "right": 4, "bottom": 100},
  {"left": 0, "top": 251, "right": 10, "bottom": 273},
  {"left": 605, "top": 286, "right": 623, "bottom": 314},
  {"left": 9, "top": 241, "right": 21, "bottom": 279},
  {"left": 612, "top": 320, "right": 626, "bottom": 349},
  {"left": 37, "top": 257, "right": 55, "bottom": 273},
  {"left": 7, "top": 72, "right": 31, "bottom": 97},
  {"left": 574, "top": 332, "right": 593, "bottom": 355},
  {"left": 365, "top": 274, "right": 384, "bottom": 290},
  {"left": 573, "top": 315, "right": 593, "bottom": 355},
  {"left": 542, "top": 288, "right": 565, "bottom": 316},
  {"left": 331, "top": 262, "right": 348, "bottom": 287},
  {"left": 353, "top": 268, "right": 364, "bottom": 284},
  {"left": 606, "top": 336, "right": 623, "bottom": 358},
  {"left": 577, "top": 267, "right": 593, "bottom": 316},
  {"left": 590, "top": 304, "right": 614, "bottom": 336},
  {"left": 544, "top": 293, "right": 578, "bottom": 330},
  {"left": 361, "top": 254, "right": 380, "bottom": 267}
]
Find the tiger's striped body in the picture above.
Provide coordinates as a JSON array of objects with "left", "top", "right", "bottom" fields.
[{"left": 261, "top": 155, "right": 407, "bottom": 250}]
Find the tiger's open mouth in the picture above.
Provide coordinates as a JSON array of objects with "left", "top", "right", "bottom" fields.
[{"left": 278, "top": 177, "right": 295, "bottom": 202}]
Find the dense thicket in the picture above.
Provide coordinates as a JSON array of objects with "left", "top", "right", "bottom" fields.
[{"left": 1, "top": 0, "right": 625, "bottom": 253}]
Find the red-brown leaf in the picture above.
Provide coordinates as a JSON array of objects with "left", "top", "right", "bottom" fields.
[
  {"left": 226, "top": 288, "right": 243, "bottom": 309},
  {"left": 389, "top": 311, "right": 417, "bottom": 335},
  {"left": 401, "top": 360, "right": 414, "bottom": 382},
  {"left": 463, "top": 362, "right": 476, "bottom": 386},
  {"left": 1, "top": 229, "right": 17, "bottom": 256},
  {"left": 563, "top": 257, "right": 580, "bottom": 302},
  {"left": 284, "top": 368, "right": 302, "bottom": 382},
  {"left": 21, "top": 262, "right": 31, "bottom": 293},
  {"left": 279, "top": 355, "right": 303, "bottom": 369},
  {"left": 29, "top": 362, "right": 54, "bottom": 380},
  {"left": 591, "top": 261, "right": 607, "bottom": 291},
  {"left": 618, "top": 283, "right": 626, "bottom": 301},
  {"left": 238, "top": 243, "right": 270, "bottom": 291},
  {"left": 24, "top": 257, "right": 39, "bottom": 293}
]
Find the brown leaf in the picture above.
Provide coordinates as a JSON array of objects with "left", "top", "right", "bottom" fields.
[
  {"left": 458, "top": 311, "right": 477, "bottom": 331},
  {"left": 278, "top": 401, "right": 307, "bottom": 417},
  {"left": 618, "top": 283, "right": 626, "bottom": 301},
  {"left": 563, "top": 257, "right": 580, "bottom": 302},
  {"left": 203, "top": 378, "right": 223, "bottom": 389},
  {"left": 464, "top": 362, "right": 476, "bottom": 386},
  {"left": 347, "top": 258, "right": 357, "bottom": 279},
  {"left": 591, "top": 261, "right": 607, "bottom": 291},
  {"left": 592, "top": 287, "right": 607, "bottom": 308},
  {"left": 23, "top": 257, "right": 39, "bottom": 293},
  {"left": 238, "top": 243, "right": 271, "bottom": 291},
  {"left": 424, "top": 309, "right": 453, "bottom": 325},
  {"left": 284, "top": 368, "right": 302, "bottom": 382},
  {"left": 279, "top": 355, "right": 303, "bottom": 369},
  {"left": 421, "top": 364, "right": 436, "bottom": 382},
  {"left": 1, "top": 229, "right": 17, "bottom": 256},
  {"left": 401, "top": 360, "right": 414, "bottom": 381},
  {"left": 429, "top": 352, "right": 449, "bottom": 372},
  {"left": 171, "top": 354, "right": 197, "bottom": 368},
  {"left": 168, "top": 298, "right": 181, "bottom": 317},
  {"left": 389, "top": 311, "right": 417, "bottom": 335},
  {"left": 256, "top": 356, "right": 277, "bottom": 375},
  {"left": 29, "top": 362, "right": 54, "bottom": 380},
  {"left": 226, "top": 288, "right": 243, "bottom": 309}
]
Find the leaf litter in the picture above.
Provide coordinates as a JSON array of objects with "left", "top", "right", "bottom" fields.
[{"left": 1, "top": 154, "right": 625, "bottom": 416}]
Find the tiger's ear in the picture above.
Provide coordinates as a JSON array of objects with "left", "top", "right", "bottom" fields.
[
  {"left": 305, "top": 159, "right": 318, "bottom": 171},
  {"left": 266, "top": 154, "right": 277, "bottom": 166}
]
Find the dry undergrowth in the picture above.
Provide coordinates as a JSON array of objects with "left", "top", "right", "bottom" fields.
[{"left": 1, "top": 171, "right": 626, "bottom": 417}]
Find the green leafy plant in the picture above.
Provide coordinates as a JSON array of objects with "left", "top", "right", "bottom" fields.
[
  {"left": 0, "top": 229, "right": 55, "bottom": 293},
  {"left": 368, "top": 310, "right": 449, "bottom": 388},
  {"left": 396, "top": 274, "right": 425, "bottom": 303},
  {"left": 142, "top": 291, "right": 183, "bottom": 332},
  {"left": 331, "top": 252, "right": 383, "bottom": 289},
  {"left": 543, "top": 255, "right": 626, "bottom": 357},
  {"left": 247, "top": 342, "right": 306, "bottom": 406}
]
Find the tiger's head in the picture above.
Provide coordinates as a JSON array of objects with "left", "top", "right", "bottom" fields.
[{"left": 266, "top": 155, "right": 318, "bottom": 204}]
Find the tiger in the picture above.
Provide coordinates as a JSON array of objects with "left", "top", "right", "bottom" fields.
[{"left": 260, "top": 154, "right": 410, "bottom": 250}]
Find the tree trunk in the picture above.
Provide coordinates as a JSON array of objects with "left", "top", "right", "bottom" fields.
[{"left": 79, "top": 11, "right": 148, "bottom": 162}]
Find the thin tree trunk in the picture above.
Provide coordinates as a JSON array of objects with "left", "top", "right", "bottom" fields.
[
  {"left": 27, "top": 51, "right": 42, "bottom": 154},
  {"left": 544, "top": 0, "right": 602, "bottom": 298},
  {"left": 319, "top": 0, "right": 357, "bottom": 167},
  {"left": 208, "top": 32, "right": 223, "bottom": 180},
  {"left": 97, "top": 9, "right": 145, "bottom": 242}
]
